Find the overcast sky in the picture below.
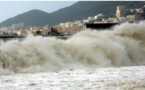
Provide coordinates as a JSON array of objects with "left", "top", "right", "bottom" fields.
[{"left": 0, "top": 1, "right": 77, "bottom": 23}]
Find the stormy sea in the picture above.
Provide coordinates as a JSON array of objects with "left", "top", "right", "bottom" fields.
[{"left": 0, "top": 22, "right": 145, "bottom": 90}]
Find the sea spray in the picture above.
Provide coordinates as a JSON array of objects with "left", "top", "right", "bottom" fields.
[{"left": 0, "top": 22, "right": 145, "bottom": 74}]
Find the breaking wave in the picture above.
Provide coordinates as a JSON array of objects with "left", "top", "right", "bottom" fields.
[{"left": 0, "top": 21, "right": 145, "bottom": 74}]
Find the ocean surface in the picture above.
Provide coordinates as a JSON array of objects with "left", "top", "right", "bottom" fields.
[
  {"left": 0, "top": 66, "right": 145, "bottom": 90},
  {"left": 0, "top": 21, "right": 145, "bottom": 89},
  {"left": 0, "top": 21, "right": 145, "bottom": 74}
]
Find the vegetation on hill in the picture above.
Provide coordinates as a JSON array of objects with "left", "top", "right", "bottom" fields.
[{"left": 0, "top": 1, "right": 145, "bottom": 27}]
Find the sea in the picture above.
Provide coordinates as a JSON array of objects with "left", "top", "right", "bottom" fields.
[
  {"left": 0, "top": 21, "right": 145, "bottom": 90},
  {"left": 0, "top": 22, "right": 145, "bottom": 75}
]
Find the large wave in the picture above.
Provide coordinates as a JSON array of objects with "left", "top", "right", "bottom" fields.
[{"left": 0, "top": 22, "right": 145, "bottom": 74}]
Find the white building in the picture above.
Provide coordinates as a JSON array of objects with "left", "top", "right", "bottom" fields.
[
  {"left": 65, "top": 22, "right": 73, "bottom": 28},
  {"left": 59, "top": 23, "right": 65, "bottom": 28},
  {"left": 0, "top": 26, "right": 8, "bottom": 31},
  {"left": 126, "top": 15, "right": 135, "bottom": 22},
  {"left": 12, "top": 23, "right": 24, "bottom": 30},
  {"left": 16, "top": 30, "right": 28, "bottom": 36},
  {"left": 118, "top": 17, "right": 127, "bottom": 22},
  {"left": 108, "top": 18, "right": 119, "bottom": 23},
  {"left": 43, "top": 25, "right": 49, "bottom": 30},
  {"left": 88, "top": 17, "right": 94, "bottom": 20},
  {"left": 94, "top": 15, "right": 98, "bottom": 19},
  {"left": 116, "top": 5, "right": 126, "bottom": 18},
  {"left": 98, "top": 14, "right": 104, "bottom": 17},
  {"left": 83, "top": 19, "right": 90, "bottom": 23}
]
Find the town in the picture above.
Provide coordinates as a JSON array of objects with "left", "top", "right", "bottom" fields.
[{"left": 0, "top": 5, "right": 145, "bottom": 36}]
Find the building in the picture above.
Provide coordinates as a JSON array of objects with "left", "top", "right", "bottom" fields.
[
  {"left": 16, "top": 30, "right": 28, "bottom": 36},
  {"left": 116, "top": 5, "right": 126, "bottom": 18},
  {"left": 126, "top": 15, "right": 135, "bottom": 22},
  {"left": 59, "top": 23, "right": 65, "bottom": 28},
  {"left": 12, "top": 23, "right": 24, "bottom": 30},
  {"left": 65, "top": 22, "right": 73, "bottom": 28},
  {"left": 135, "top": 13, "right": 144, "bottom": 21},
  {"left": 108, "top": 17, "right": 119, "bottom": 23},
  {"left": 88, "top": 17, "right": 94, "bottom": 20},
  {"left": 118, "top": 17, "right": 127, "bottom": 22},
  {"left": 94, "top": 15, "right": 98, "bottom": 19}
]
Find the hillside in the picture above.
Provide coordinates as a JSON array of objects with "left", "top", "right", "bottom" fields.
[
  {"left": 0, "top": 1, "right": 145, "bottom": 27},
  {"left": 0, "top": 9, "right": 55, "bottom": 27}
]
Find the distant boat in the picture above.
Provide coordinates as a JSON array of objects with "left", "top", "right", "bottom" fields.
[{"left": 85, "top": 22, "right": 119, "bottom": 30}]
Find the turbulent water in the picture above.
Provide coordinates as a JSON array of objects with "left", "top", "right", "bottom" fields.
[{"left": 0, "top": 22, "right": 145, "bottom": 75}]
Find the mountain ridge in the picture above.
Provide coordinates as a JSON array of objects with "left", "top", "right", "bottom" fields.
[{"left": 0, "top": 1, "right": 145, "bottom": 27}]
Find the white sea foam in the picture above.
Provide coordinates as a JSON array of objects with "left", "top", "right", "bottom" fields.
[{"left": 0, "top": 22, "right": 145, "bottom": 74}]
